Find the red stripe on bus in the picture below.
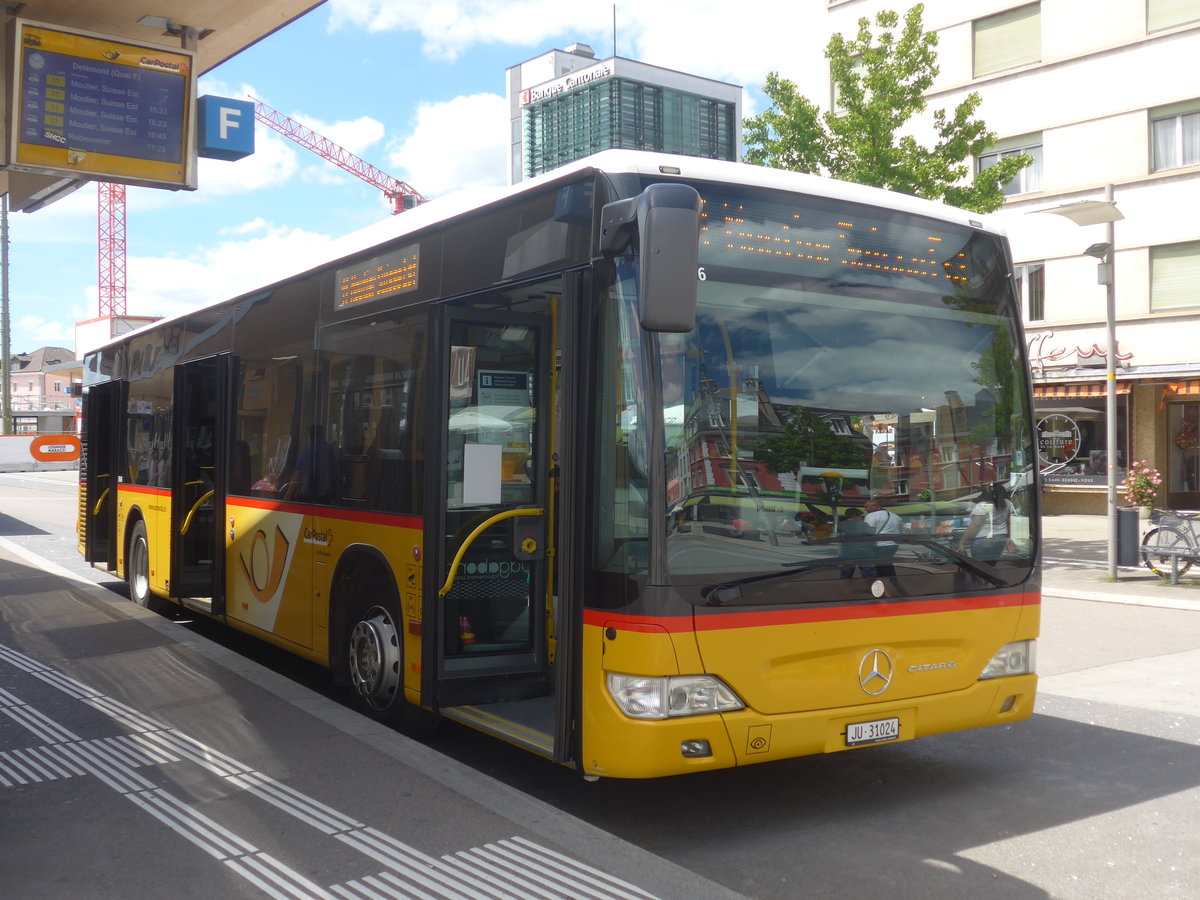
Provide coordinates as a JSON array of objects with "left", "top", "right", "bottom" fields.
[
  {"left": 585, "top": 592, "right": 1040, "bottom": 633},
  {"left": 226, "top": 496, "right": 423, "bottom": 529},
  {"left": 120, "top": 484, "right": 170, "bottom": 497}
]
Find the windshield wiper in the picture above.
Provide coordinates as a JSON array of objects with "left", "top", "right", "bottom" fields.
[
  {"left": 698, "top": 535, "right": 1012, "bottom": 606},
  {"left": 879, "top": 535, "right": 1012, "bottom": 587},
  {"left": 700, "top": 558, "right": 855, "bottom": 606}
]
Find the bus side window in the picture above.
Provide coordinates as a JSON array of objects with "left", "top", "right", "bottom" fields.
[
  {"left": 321, "top": 312, "right": 427, "bottom": 514},
  {"left": 235, "top": 355, "right": 308, "bottom": 498}
]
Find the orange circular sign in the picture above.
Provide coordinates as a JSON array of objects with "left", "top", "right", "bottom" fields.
[{"left": 30, "top": 434, "right": 81, "bottom": 462}]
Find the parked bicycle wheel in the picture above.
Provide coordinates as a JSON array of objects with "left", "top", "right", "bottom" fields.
[{"left": 1140, "top": 526, "right": 1194, "bottom": 578}]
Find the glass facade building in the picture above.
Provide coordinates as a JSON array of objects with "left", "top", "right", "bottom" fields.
[
  {"left": 507, "top": 46, "right": 741, "bottom": 184},
  {"left": 523, "top": 78, "right": 737, "bottom": 179}
]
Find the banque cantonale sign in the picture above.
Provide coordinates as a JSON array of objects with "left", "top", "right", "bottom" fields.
[{"left": 520, "top": 60, "right": 615, "bottom": 105}]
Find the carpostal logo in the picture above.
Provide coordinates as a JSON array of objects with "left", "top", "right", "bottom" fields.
[
  {"left": 139, "top": 56, "right": 187, "bottom": 74},
  {"left": 302, "top": 526, "right": 333, "bottom": 547}
]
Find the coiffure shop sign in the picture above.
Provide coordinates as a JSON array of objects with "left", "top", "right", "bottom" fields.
[{"left": 521, "top": 59, "right": 615, "bottom": 105}]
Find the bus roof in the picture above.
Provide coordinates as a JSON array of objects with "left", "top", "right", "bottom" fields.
[{"left": 86, "top": 150, "right": 1005, "bottom": 354}]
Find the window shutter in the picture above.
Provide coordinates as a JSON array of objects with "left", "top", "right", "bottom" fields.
[
  {"left": 1152, "top": 243, "right": 1200, "bottom": 311},
  {"left": 1148, "top": 0, "right": 1200, "bottom": 32},
  {"left": 974, "top": 4, "right": 1041, "bottom": 77}
]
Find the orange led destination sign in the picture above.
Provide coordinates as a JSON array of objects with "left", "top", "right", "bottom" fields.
[
  {"left": 336, "top": 244, "right": 420, "bottom": 309},
  {"left": 10, "top": 19, "right": 195, "bottom": 188}
]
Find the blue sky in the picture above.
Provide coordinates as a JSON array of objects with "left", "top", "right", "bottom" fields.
[{"left": 7, "top": 0, "right": 817, "bottom": 356}]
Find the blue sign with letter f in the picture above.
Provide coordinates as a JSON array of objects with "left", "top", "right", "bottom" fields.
[{"left": 197, "top": 95, "right": 255, "bottom": 161}]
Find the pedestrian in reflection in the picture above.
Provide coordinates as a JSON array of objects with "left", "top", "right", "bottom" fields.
[
  {"left": 838, "top": 508, "right": 871, "bottom": 579},
  {"left": 958, "top": 482, "right": 1013, "bottom": 562},
  {"left": 863, "top": 498, "right": 901, "bottom": 577}
]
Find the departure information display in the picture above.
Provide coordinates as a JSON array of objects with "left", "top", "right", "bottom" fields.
[
  {"left": 336, "top": 244, "right": 421, "bottom": 309},
  {"left": 10, "top": 21, "right": 195, "bottom": 187}
]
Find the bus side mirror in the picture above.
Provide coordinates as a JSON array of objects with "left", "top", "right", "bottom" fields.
[{"left": 600, "top": 183, "right": 701, "bottom": 333}]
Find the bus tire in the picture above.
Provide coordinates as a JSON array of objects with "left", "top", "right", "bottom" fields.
[
  {"left": 342, "top": 575, "right": 440, "bottom": 737},
  {"left": 127, "top": 520, "right": 170, "bottom": 613}
]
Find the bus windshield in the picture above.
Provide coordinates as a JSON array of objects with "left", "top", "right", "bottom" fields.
[{"left": 657, "top": 184, "right": 1036, "bottom": 591}]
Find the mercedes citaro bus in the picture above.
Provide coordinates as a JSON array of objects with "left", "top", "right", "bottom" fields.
[{"left": 79, "top": 150, "right": 1039, "bottom": 778}]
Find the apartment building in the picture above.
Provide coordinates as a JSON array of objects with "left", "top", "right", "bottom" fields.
[
  {"left": 7, "top": 346, "right": 80, "bottom": 433},
  {"left": 798, "top": 1, "right": 1200, "bottom": 512}
]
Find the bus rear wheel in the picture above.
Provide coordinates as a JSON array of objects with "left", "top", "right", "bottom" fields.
[
  {"left": 342, "top": 582, "right": 440, "bottom": 737},
  {"left": 127, "top": 520, "right": 169, "bottom": 613}
]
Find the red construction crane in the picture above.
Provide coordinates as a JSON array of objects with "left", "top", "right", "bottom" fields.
[
  {"left": 97, "top": 182, "right": 127, "bottom": 317},
  {"left": 251, "top": 97, "right": 425, "bottom": 215}
]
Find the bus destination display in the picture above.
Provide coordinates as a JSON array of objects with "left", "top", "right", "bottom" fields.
[
  {"left": 337, "top": 244, "right": 420, "bottom": 309},
  {"left": 11, "top": 21, "right": 194, "bottom": 187}
]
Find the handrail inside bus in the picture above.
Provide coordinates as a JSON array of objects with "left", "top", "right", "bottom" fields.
[
  {"left": 438, "top": 507, "right": 544, "bottom": 598},
  {"left": 179, "top": 490, "right": 215, "bottom": 536},
  {"left": 91, "top": 482, "right": 110, "bottom": 517}
]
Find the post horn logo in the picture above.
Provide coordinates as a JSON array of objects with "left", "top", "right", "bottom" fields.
[{"left": 238, "top": 526, "right": 290, "bottom": 605}]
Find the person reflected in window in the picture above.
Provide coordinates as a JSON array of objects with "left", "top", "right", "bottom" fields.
[
  {"left": 286, "top": 425, "right": 335, "bottom": 503},
  {"left": 958, "top": 482, "right": 1013, "bottom": 562},
  {"left": 838, "top": 508, "right": 871, "bottom": 579},
  {"left": 863, "top": 498, "right": 901, "bottom": 577}
]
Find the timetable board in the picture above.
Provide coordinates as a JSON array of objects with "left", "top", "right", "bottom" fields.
[{"left": 9, "top": 19, "right": 196, "bottom": 189}]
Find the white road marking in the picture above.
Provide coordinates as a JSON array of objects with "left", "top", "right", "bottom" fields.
[{"left": 0, "top": 640, "right": 659, "bottom": 899}]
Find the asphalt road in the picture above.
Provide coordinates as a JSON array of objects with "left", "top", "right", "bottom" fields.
[{"left": 2, "top": 472, "right": 1198, "bottom": 899}]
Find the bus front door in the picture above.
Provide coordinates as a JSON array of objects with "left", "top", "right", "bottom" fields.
[
  {"left": 170, "top": 354, "right": 229, "bottom": 611},
  {"left": 431, "top": 306, "right": 553, "bottom": 708},
  {"left": 82, "top": 380, "right": 123, "bottom": 569}
]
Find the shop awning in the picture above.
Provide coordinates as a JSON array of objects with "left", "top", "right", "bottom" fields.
[
  {"left": 1033, "top": 381, "right": 1131, "bottom": 399},
  {"left": 1165, "top": 380, "right": 1200, "bottom": 396}
]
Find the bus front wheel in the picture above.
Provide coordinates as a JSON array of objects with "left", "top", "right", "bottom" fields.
[{"left": 342, "top": 580, "right": 440, "bottom": 737}]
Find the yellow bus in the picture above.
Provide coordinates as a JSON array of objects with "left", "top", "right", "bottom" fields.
[{"left": 79, "top": 150, "right": 1039, "bottom": 778}]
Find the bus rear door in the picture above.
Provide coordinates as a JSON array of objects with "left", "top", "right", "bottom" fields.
[
  {"left": 82, "top": 380, "right": 123, "bottom": 569},
  {"left": 170, "top": 354, "right": 230, "bottom": 611}
]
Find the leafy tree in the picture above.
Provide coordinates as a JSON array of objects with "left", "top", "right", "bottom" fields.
[
  {"left": 743, "top": 4, "right": 1029, "bottom": 214},
  {"left": 755, "top": 406, "right": 869, "bottom": 475}
]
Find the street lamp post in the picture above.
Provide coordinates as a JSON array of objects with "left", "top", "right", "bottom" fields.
[{"left": 1041, "top": 185, "right": 1124, "bottom": 580}]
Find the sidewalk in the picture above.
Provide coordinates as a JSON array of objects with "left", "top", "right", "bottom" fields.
[
  {"left": 1041, "top": 513, "right": 1200, "bottom": 611},
  {"left": 0, "top": 532, "right": 737, "bottom": 900}
]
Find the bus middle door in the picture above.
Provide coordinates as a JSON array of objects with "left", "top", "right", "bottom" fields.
[{"left": 430, "top": 305, "right": 552, "bottom": 708}]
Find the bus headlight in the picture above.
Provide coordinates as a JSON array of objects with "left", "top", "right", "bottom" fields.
[
  {"left": 607, "top": 673, "right": 745, "bottom": 719},
  {"left": 979, "top": 640, "right": 1036, "bottom": 679}
]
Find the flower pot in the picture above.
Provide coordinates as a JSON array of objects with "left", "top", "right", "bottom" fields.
[{"left": 1138, "top": 506, "right": 1152, "bottom": 520}]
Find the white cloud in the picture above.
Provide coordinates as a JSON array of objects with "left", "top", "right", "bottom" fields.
[
  {"left": 323, "top": 0, "right": 816, "bottom": 103},
  {"left": 327, "top": 0, "right": 612, "bottom": 61},
  {"left": 16, "top": 314, "right": 75, "bottom": 348},
  {"left": 221, "top": 217, "right": 271, "bottom": 237},
  {"left": 386, "top": 93, "right": 508, "bottom": 196},
  {"left": 123, "top": 225, "right": 337, "bottom": 323}
]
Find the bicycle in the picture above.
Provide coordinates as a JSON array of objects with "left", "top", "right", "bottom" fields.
[{"left": 1140, "top": 507, "right": 1200, "bottom": 579}]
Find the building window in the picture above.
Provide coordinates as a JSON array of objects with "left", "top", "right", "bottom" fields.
[
  {"left": 1152, "top": 101, "right": 1200, "bottom": 172},
  {"left": 974, "top": 4, "right": 1041, "bottom": 77},
  {"left": 978, "top": 136, "right": 1042, "bottom": 195},
  {"left": 1016, "top": 263, "right": 1045, "bottom": 321},
  {"left": 1148, "top": 0, "right": 1200, "bottom": 32},
  {"left": 1151, "top": 242, "right": 1200, "bottom": 311},
  {"left": 14, "top": 416, "right": 37, "bottom": 434}
]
